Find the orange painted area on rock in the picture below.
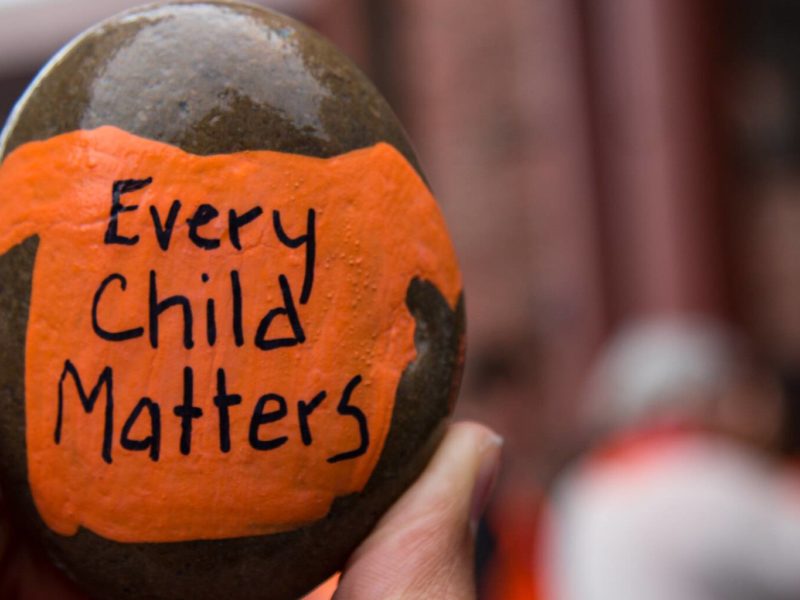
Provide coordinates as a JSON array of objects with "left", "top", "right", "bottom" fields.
[{"left": 0, "top": 127, "right": 461, "bottom": 543}]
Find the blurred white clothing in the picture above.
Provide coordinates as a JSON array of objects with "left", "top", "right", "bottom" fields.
[{"left": 544, "top": 431, "right": 800, "bottom": 600}]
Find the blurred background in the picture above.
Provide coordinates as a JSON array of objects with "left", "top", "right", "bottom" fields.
[{"left": 4, "top": 0, "right": 800, "bottom": 598}]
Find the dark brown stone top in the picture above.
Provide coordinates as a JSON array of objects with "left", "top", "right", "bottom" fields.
[{"left": 1, "top": 0, "right": 420, "bottom": 172}]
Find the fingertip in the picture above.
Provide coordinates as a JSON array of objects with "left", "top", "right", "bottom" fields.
[
  {"left": 446, "top": 421, "right": 504, "bottom": 458},
  {"left": 431, "top": 421, "right": 504, "bottom": 492},
  {"left": 447, "top": 420, "right": 504, "bottom": 448}
]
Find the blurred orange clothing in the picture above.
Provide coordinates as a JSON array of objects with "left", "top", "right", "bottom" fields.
[{"left": 482, "top": 491, "right": 544, "bottom": 600}]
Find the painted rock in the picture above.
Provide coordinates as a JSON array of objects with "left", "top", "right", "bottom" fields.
[{"left": 0, "top": 3, "right": 464, "bottom": 599}]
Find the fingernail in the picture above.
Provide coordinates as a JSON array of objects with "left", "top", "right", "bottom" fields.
[{"left": 469, "top": 433, "right": 503, "bottom": 536}]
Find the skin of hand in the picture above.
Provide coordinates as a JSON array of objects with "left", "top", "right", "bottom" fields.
[{"left": 0, "top": 421, "right": 503, "bottom": 600}]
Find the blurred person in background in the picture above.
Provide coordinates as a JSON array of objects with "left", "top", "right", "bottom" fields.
[{"left": 540, "top": 317, "right": 800, "bottom": 600}]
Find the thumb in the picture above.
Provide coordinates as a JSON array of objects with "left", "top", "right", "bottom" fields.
[{"left": 334, "top": 421, "right": 503, "bottom": 600}]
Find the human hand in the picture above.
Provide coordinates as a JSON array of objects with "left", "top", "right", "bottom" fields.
[
  {"left": 327, "top": 421, "right": 503, "bottom": 600},
  {"left": 0, "top": 422, "right": 502, "bottom": 600}
]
